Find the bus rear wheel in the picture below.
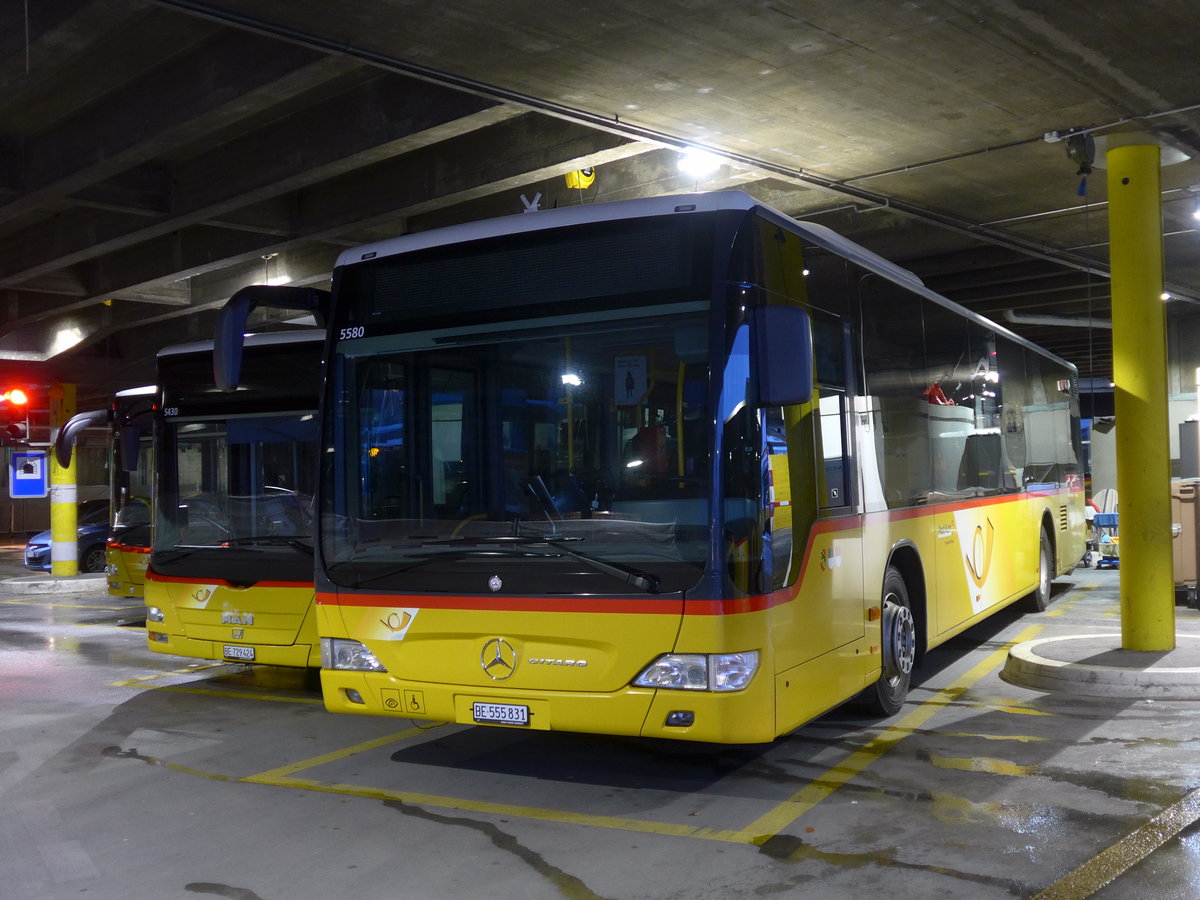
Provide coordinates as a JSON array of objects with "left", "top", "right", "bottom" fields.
[
  {"left": 1023, "top": 530, "right": 1054, "bottom": 612},
  {"left": 864, "top": 565, "right": 915, "bottom": 717}
]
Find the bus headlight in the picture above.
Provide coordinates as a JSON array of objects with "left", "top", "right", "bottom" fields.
[
  {"left": 146, "top": 606, "right": 164, "bottom": 623},
  {"left": 633, "top": 651, "right": 758, "bottom": 692},
  {"left": 321, "top": 638, "right": 387, "bottom": 672}
]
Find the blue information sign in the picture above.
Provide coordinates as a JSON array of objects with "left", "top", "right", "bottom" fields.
[{"left": 9, "top": 450, "right": 49, "bottom": 499}]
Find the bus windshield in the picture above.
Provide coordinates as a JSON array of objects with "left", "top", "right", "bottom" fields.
[
  {"left": 321, "top": 306, "right": 712, "bottom": 595},
  {"left": 110, "top": 429, "right": 153, "bottom": 548},
  {"left": 154, "top": 413, "right": 318, "bottom": 578}
]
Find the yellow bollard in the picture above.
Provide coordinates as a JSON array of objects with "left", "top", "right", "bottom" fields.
[
  {"left": 1105, "top": 141, "right": 1175, "bottom": 650},
  {"left": 49, "top": 381, "right": 78, "bottom": 577}
]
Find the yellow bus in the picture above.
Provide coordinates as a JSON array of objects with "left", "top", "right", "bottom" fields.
[
  {"left": 145, "top": 331, "right": 323, "bottom": 667},
  {"left": 54, "top": 386, "right": 155, "bottom": 593},
  {"left": 106, "top": 386, "right": 156, "bottom": 597},
  {"left": 220, "top": 192, "right": 1086, "bottom": 742}
]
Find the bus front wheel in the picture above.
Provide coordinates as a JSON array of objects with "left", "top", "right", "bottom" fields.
[{"left": 865, "top": 566, "right": 916, "bottom": 717}]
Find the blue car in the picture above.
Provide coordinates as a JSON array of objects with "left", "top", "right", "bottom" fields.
[{"left": 23, "top": 500, "right": 110, "bottom": 573}]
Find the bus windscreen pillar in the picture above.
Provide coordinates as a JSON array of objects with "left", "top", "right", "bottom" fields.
[
  {"left": 1105, "top": 139, "right": 1175, "bottom": 651},
  {"left": 49, "top": 381, "right": 78, "bottom": 577}
]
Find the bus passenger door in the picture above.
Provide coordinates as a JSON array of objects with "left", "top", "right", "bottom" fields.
[
  {"left": 811, "top": 389, "right": 864, "bottom": 652},
  {"left": 767, "top": 386, "right": 863, "bottom": 673}
]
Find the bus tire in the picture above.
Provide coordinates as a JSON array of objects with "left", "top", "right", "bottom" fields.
[
  {"left": 1023, "top": 530, "right": 1054, "bottom": 612},
  {"left": 865, "top": 565, "right": 916, "bottom": 717}
]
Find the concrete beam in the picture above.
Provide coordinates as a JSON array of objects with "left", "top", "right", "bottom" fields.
[
  {"left": 0, "top": 76, "right": 516, "bottom": 284},
  {"left": 1, "top": 26, "right": 357, "bottom": 228},
  {"left": 16, "top": 114, "right": 651, "bottom": 303},
  {"left": 293, "top": 113, "right": 656, "bottom": 237}
]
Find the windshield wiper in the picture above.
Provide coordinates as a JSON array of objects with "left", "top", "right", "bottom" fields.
[
  {"left": 220, "top": 535, "right": 314, "bottom": 556},
  {"left": 379, "top": 534, "right": 660, "bottom": 594},
  {"left": 535, "top": 538, "right": 660, "bottom": 594},
  {"left": 333, "top": 548, "right": 542, "bottom": 588},
  {"left": 151, "top": 547, "right": 201, "bottom": 563}
]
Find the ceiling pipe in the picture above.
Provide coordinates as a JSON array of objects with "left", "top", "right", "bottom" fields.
[
  {"left": 153, "top": 0, "right": 1200, "bottom": 314},
  {"left": 150, "top": 0, "right": 1132, "bottom": 284},
  {"left": 1003, "top": 310, "right": 1112, "bottom": 329}
]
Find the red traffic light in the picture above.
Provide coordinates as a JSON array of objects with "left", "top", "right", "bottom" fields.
[{"left": 1, "top": 388, "right": 29, "bottom": 444}]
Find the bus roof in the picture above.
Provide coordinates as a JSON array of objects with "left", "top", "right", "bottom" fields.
[
  {"left": 114, "top": 384, "right": 157, "bottom": 398},
  {"left": 335, "top": 191, "right": 924, "bottom": 290},
  {"left": 158, "top": 328, "right": 324, "bottom": 360},
  {"left": 333, "top": 191, "right": 1074, "bottom": 374}
]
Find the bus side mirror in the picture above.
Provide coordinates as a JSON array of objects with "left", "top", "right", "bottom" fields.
[
  {"left": 54, "top": 409, "right": 108, "bottom": 469},
  {"left": 119, "top": 425, "right": 143, "bottom": 473},
  {"left": 214, "top": 285, "right": 331, "bottom": 392},
  {"left": 751, "top": 305, "right": 813, "bottom": 406},
  {"left": 214, "top": 290, "right": 255, "bottom": 393}
]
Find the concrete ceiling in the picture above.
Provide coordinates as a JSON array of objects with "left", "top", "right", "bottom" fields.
[{"left": 6, "top": 0, "right": 1200, "bottom": 412}]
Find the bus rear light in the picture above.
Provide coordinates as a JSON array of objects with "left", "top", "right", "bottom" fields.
[
  {"left": 321, "top": 637, "right": 387, "bottom": 672},
  {"left": 634, "top": 651, "right": 758, "bottom": 692}
]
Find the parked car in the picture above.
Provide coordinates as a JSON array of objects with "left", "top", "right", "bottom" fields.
[{"left": 23, "top": 500, "right": 110, "bottom": 573}]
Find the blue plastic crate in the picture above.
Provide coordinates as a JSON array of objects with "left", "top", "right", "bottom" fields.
[{"left": 1093, "top": 513, "right": 1119, "bottom": 527}]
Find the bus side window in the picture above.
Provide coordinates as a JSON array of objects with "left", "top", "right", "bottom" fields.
[
  {"left": 818, "top": 389, "right": 851, "bottom": 510},
  {"left": 812, "top": 311, "right": 853, "bottom": 512}
]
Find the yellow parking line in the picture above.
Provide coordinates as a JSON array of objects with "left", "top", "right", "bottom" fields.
[
  {"left": 246, "top": 727, "right": 449, "bottom": 780},
  {"left": 733, "top": 623, "right": 1043, "bottom": 844},
  {"left": 110, "top": 664, "right": 224, "bottom": 687},
  {"left": 1044, "top": 582, "right": 1097, "bottom": 618},
  {"left": 231, "top": 624, "right": 1043, "bottom": 846},
  {"left": 1033, "top": 787, "right": 1200, "bottom": 899},
  {"left": 242, "top": 727, "right": 744, "bottom": 838},
  {"left": 158, "top": 685, "right": 325, "bottom": 705},
  {"left": 245, "top": 773, "right": 747, "bottom": 841},
  {"left": 0, "top": 596, "right": 135, "bottom": 611},
  {"left": 105, "top": 623, "right": 1044, "bottom": 846}
]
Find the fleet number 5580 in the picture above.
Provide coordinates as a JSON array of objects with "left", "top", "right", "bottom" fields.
[{"left": 339, "top": 326, "right": 365, "bottom": 340}]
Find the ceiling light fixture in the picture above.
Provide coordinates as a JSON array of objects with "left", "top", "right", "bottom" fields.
[{"left": 676, "top": 148, "right": 722, "bottom": 178}]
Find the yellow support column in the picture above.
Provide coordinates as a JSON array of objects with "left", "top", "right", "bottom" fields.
[
  {"left": 49, "top": 381, "right": 78, "bottom": 577},
  {"left": 1105, "top": 141, "right": 1175, "bottom": 650}
]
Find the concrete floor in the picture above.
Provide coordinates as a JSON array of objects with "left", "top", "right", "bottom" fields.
[{"left": 1, "top": 543, "right": 1198, "bottom": 900}]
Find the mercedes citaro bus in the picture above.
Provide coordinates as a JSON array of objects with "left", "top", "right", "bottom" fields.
[{"left": 216, "top": 191, "right": 1085, "bottom": 743}]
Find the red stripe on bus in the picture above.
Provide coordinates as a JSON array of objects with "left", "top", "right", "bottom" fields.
[
  {"left": 315, "top": 489, "right": 1071, "bottom": 615},
  {"left": 107, "top": 541, "right": 151, "bottom": 552}
]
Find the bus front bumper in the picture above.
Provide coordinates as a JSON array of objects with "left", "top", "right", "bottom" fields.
[
  {"left": 146, "top": 630, "right": 319, "bottom": 668},
  {"left": 320, "top": 669, "right": 777, "bottom": 744}
]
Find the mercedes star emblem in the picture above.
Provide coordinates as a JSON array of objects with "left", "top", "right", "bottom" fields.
[{"left": 480, "top": 637, "right": 517, "bottom": 680}]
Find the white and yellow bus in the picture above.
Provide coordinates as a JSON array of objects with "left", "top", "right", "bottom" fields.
[
  {"left": 220, "top": 191, "right": 1086, "bottom": 743},
  {"left": 145, "top": 331, "right": 323, "bottom": 667}
]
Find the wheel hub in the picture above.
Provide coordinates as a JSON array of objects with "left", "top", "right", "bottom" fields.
[{"left": 882, "top": 597, "right": 916, "bottom": 678}]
